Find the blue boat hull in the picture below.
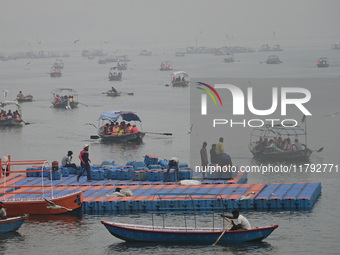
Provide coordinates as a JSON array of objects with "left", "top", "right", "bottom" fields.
[
  {"left": 99, "top": 132, "right": 145, "bottom": 143},
  {"left": 0, "top": 215, "right": 28, "bottom": 233},
  {"left": 101, "top": 221, "right": 278, "bottom": 244}
]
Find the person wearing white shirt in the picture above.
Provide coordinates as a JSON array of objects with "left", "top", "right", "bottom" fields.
[{"left": 222, "top": 210, "right": 251, "bottom": 230}]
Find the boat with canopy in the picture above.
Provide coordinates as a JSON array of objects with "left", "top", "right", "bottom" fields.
[
  {"left": 96, "top": 111, "right": 145, "bottom": 142},
  {"left": 0, "top": 101, "right": 23, "bottom": 126},
  {"left": 171, "top": 71, "right": 190, "bottom": 86}
]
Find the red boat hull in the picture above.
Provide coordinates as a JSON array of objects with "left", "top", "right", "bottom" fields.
[{"left": 3, "top": 191, "right": 83, "bottom": 217}]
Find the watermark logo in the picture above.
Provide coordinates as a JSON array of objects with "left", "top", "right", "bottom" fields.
[{"left": 196, "top": 82, "right": 222, "bottom": 115}]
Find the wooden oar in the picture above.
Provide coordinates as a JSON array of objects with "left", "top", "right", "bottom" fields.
[
  {"left": 90, "top": 135, "right": 100, "bottom": 139},
  {"left": 315, "top": 147, "right": 324, "bottom": 152},
  {"left": 121, "top": 92, "right": 134, "bottom": 95},
  {"left": 212, "top": 221, "right": 232, "bottom": 246},
  {"left": 143, "top": 131, "right": 172, "bottom": 136},
  {"left": 78, "top": 102, "right": 88, "bottom": 107}
]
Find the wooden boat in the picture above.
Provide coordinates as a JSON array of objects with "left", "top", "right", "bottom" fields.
[
  {"left": 317, "top": 57, "right": 329, "bottom": 68},
  {"left": 224, "top": 54, "right": 235, "bottom": 63},
  {"left": 3, "top": 191, "right": 83, "bottom": 217},
  {"left": 171, "top": 71, "right": 190, "bottom": 87},
  {"left": 0, "top": 101, "right": 23, "bottom": 126},
  {"left": 249, "top": 123, "right": 313, "bottom": 160},
  {"left": 105, "top": 87, "right": 122, "bottom": 97},
  {"left": 160, "top": 61, "right": 173, "bottom": 71},
  {"left": 332, "top": 42, "right": 340, "bottom": 50},
  {"left": 0, "top": 215, "right": 28, "bottom": 233},
  {"left": 50, "top": 67, "right": 62, "bottom": 77},
  {"left": 108, "top": 67, "right": 122, "bottom": 81},
  {"left": 0, "top": 159, "right": 84, "bottom": 217},
  {"left": 51, "top": 88, "right": 79, "bottom": 109},
  {"left": 96, "top": 111, "right": 145, "bottom": 142},
  {"left": 266, "top": 55, "right": 282, "bottom": 64},
  {"left": 140, "top": 49, "right": 152, "bottom": 56},
  {"left": 259, "top": 44, "right": 283, "bottom": 52},
  {"left": 16, "top": 95, "right": 33, "bottom": 103},
  {"left": 101, "top": 221, "right": 278, "bottom": 244},
  {"left": 175, "top": 52, "right": 185, "bottom": 57},
  {"left": 53, "top": 59, "right": 64, "bottom": 69}
]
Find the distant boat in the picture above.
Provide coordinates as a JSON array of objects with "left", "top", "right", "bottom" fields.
[
  {"left": 224, "top": 54, "right": 235, "bottom": 63},
  {"left": 51, "top": 88, "right": 79, "bottom": 109},
  {"left": 0, "top": 215, "right": 28, "bottom": 233},
  {"left": 160, "top": 61, "right": 173, "bottom": 71},
  {"left": 50, "top": 67, "right": 61, "bottom": 77},
  {"left": 259, "top": 44, "right": 283, "bottom": 52},
  {"left": 317, "top": 57, "right": 329, "bottom": 68},
  {"left": 171, "top": 71, "right": 190, "bottom": 87},
  {"left": 117, "top": 62, "right": 127, "bottom": 70},
  {"left": 266, "top": 55, "right": 282, "bottom": 64},
  {"left": 105, "top": 87, "right": 122, "bottom": 97},
  {"left": 0, "top": 101, "right": 23, "bottom": 126},
  {"left": 331, "top": 42, "right": 340, "bottom": 50},
  {"left": 16, "top": 95, "right": 33, "bottom": 103},
  {"left": 175, "top": 52, "right": 185, "bottom": 57},
  {"left": 140, "top": 49, "right": 152, "bottom": 56},
  {"left": 108, "top": 67, "right": 122, "bottom": 81}
]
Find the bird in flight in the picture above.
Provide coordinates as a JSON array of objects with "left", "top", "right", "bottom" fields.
[
  {"left": 3, "top": 89, "right": 9, "bottom": 97},
  {"left": 74, "top": 39, "right": 80, "bottom": 44},
  {"left": 44, "top": 197, "right": 73, "bottom": 211},
  {"left": 188, "top": 124, "right": 193, "bottom": 134},
  {"left": 323, "top": 112, "right": 339, "bottom": 117}
]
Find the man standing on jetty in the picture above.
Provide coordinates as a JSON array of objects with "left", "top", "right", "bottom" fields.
[{"left": 77, "top": 144, "right": 92, "bottom": 182}]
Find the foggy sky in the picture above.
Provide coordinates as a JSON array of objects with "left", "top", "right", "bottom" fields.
[{"left": 1, "top": 0, "right": 339, "bottom": 51}]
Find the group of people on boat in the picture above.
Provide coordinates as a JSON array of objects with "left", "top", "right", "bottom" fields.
[
  {"left": 251, "top": 137, "right": 305, "bottom": 153},
  {"left": 0, "top": 109, "right": 21, "bottom": 121},
  {"left": 172, "top": 76, "right": 186, "bottom": 83},
  {"left": 54, "top": 95, "right": 76, "bottom": 104},
  {"left": 102, "top": 121, "right": 139, "bottom": 136}
]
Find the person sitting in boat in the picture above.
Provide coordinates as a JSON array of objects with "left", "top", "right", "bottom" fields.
[
  {"left": 130, "top": 124, "right": 139, "bottom": 133},
  {"left": 55, "top": 95, "right": 60, "bottom": 104},
  {"left": 182, "top": 76, "right": 185, "bottom": 82},
  {"left": 221, "top": 210, "right": 251, "bottom": 231},
  {"left": 292, "top": 139, "right": 303, "bottom": 151},
  {"left": 6, "top": 110, "right": 12, "bottom": 119},
  {"left": 125, "top": 123, "right": 132, "bottom": 134},
  {"left": 0, "top": 201, "right": 7, "bottom": 219},
  {"left": 266, "top": 139, "right": 282, "bottom": 152},
  {"left": 283, "top": 138, "right": 291, "bottom": 150},
  {"left": 0, "top": 110, "right": 7, "bottom": 120},
  {"left": 13, "top": 111, "right": 20, "bottom": 120},
  {"left": 118, "top": 121, "right": 126, "bottom": 135},
  {"left": 104, "top": 123, "right": 111, "bottom": 135},
  {"left": 17, "top": 91, "right": 24, "bottom": 99},
  {"left": 111, "top": 87, "right": 118, "bottom": 94}
]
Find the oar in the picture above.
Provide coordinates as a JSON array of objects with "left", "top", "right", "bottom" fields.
[
  {"left": 78, "top": 102, "right": 88, "bottom": 107},
  {"left": 143, "top": 131, "right": 172, "bottom": 136},
  {"left": 22, "top": 120, "right": 30, "bottom": 125},
  {"left": 212, "top": 221, "right": 232, "bottom": 246},
  {"left": 90, "top": 135, "right": 100, "bottom": 139},
  {"left": 315, "top": 147, "right": 324, "bottom": 152},
  {"left": 121, "top": 92, "right": 134, "bottom": 95}
]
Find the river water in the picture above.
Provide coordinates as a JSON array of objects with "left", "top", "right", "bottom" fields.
[{"left": 0, "top": 48, "right": 339, "bottom": 254}]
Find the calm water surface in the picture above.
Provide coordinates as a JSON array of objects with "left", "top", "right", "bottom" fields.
[{"left": 0, "top": 48, "right": 339, "bottom": 254}]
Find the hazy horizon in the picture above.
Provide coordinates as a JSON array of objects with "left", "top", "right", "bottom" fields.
[{"left": 1, "top": 0, "right": 340, "bottom": 53}]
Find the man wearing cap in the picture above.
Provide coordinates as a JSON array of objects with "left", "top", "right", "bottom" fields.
[
  {"left": 221, "top": 210, "right": 251, "bottom": 231},
  {"left": 0, "top": 202, "right": 7, "bottom": 219},
  {"left": 61, "top": 151, "right": 79, "bottom": 170},
  {"left": 77, "top": 144, "right": 92, "bottom": 182}
]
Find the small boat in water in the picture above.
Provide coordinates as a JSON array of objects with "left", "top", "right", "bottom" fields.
[
  {"left": 249, "top": 124, "right": 313, "bottom": 160},
  {"left": 50, "top": 67, "right": 62, "bottom": 77},
  {"left": 16, "top": 92, "right": 33, "bottom": 103},
  {"left": 101, "top": 221, "right": 278, "bottom": 244},
  {"left": 95, "top": 111, "right": 145, "bottom": 142},
  {"left": 0, "top": 215, "right": 28, "bottom": 233},
  {"left": 140, "top": 49, "right": 152, "bottom": 56},
  {"left": 160, "top": 61, "right": 173, "bottom": 71},
  {"left": 51, "top": 88, "right": 79, "bottom": 109},
  {"left": 105, "top": 87, "right": 122, "bottom": 97},
  {"left": 171, "top": 71, "right": 190, "bottom": 86},
  {"left": 0, "top": 159, "right": 84, "bottom": 217},
  {"left": 0, "top": 101, "right": 23, "bottom": 126},
  {"left": 259, "top": 44, "right": 283, "bottom": 52},
  {"left": 317, "top": 57, "right": 329, "bottom": 68},
  {"left": 224, "top": 54, "right": 235, "bottom": 63},
  {"left": 266, "top": 55, "right": 282, "bottom": 64},
  {"left": 108, "top": 67, "right": 122, "bottom": 81}
]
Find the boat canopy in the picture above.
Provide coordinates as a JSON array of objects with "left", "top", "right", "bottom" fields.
[
  {"left": 0, "top": 101, "right": 21, "bottom": 109},
  {"left": 99, "top": 111, "right": 141, "bottom": 122},
  {"left": 172, "top": 71, "right": 189, "bottom": 78}
]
